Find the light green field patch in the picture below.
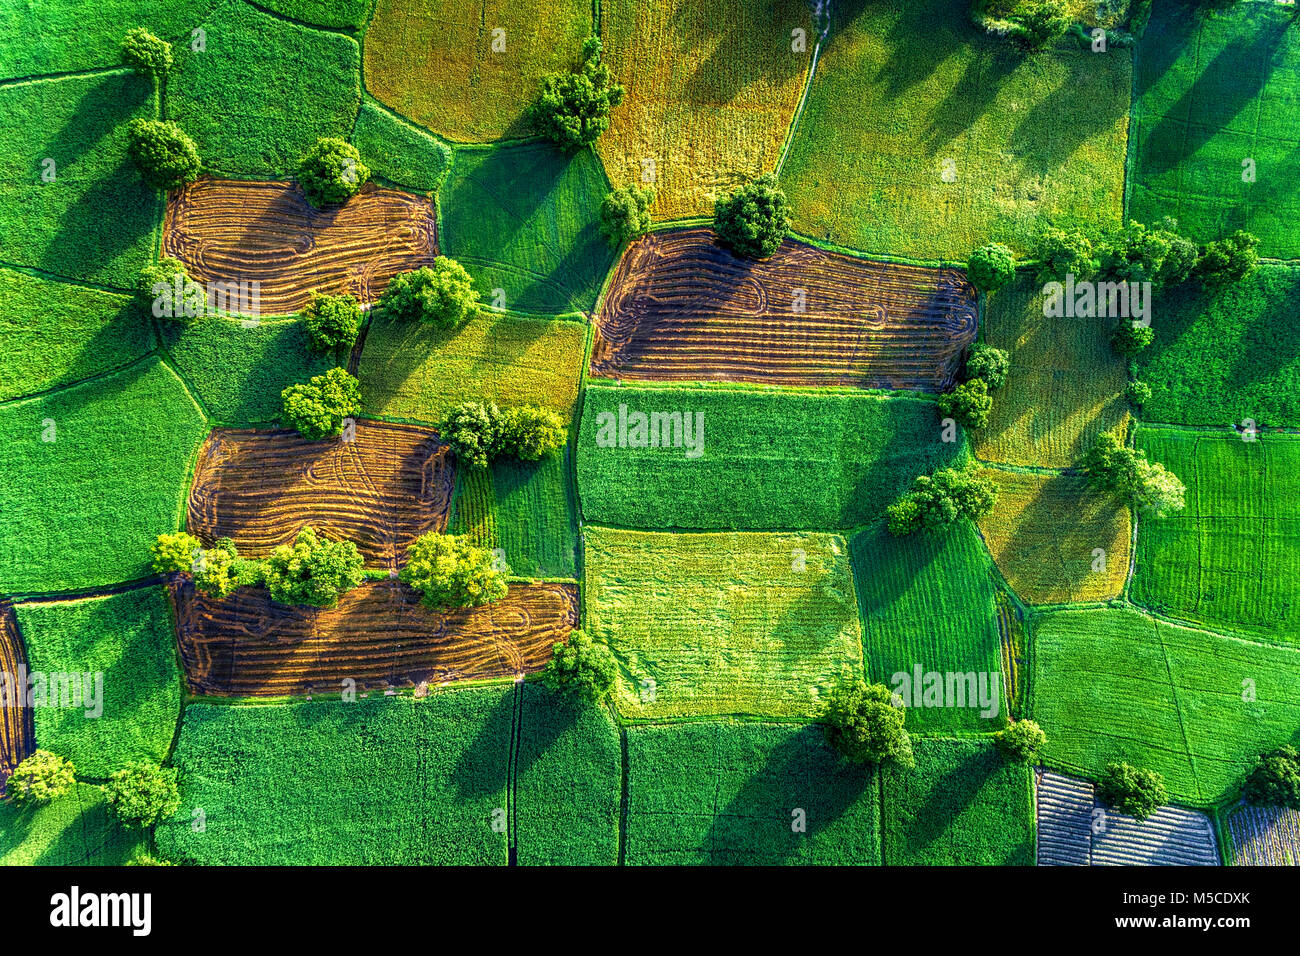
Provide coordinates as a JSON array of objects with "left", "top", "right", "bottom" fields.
[
  {"left": 781, "top": 0, "right": 1130, "bottom": 258},
  {"left": 0, "top": 267, "right": 152, "bottom": 403},
  {"left": 0, "top": 356, "right": 209, "bottom": 595},
  {"left": 0, "top": 781, "right": 149, "bottom": 866},
  {"left": 850, "top": 520, "right": 1005, "bottom": 734},
  {"left": 358, "top": 310, "right": 587, "bottom": 425},
  {"left": 1131, "top": 427, "right": 1300, "bottom": 646},
  {"left": 583, "top": 526, "right": 864, "bottom": 721},
  {"left": 1031, "top": 606, "right": 1300, "bottom": 806},
  {"left": 14, "top": 587, "right": 182, "bottom": 778}
]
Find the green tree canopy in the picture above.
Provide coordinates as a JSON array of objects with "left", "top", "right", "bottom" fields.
[
  {"left": 126, "top": 119, "right": 201, "bottom": 192},
  {"left": 281, "top": 367, "right": 361, "bottom": 441},
  {"left": 543, "top": 629, "right": 618, "bottom": 704},
  {"left": 6, "top": 750, "right": 75, "bottom": 805},
  {"left": 824, "top": 680, "right": 915, "bottom": 769},
  {"left": 297, "top": 137, "right": 370, "bottom": 208},
  {"left": 104, "top": 762, "right": 181, "bottom": 828},
  {"left": 530, "top": 37, "right": 625, "bottom": 149},
  {"left": 260, "top": 527, "right": 365, "bottom": 609},
  {"left": 377, "top": 259, "right": 477, "bottom": 328},
  {"left": 398, "top": 532, "right": 508, "bottom": 609},
  {"left": 713, "top": 174, "right": 791, "bottom": 260}
]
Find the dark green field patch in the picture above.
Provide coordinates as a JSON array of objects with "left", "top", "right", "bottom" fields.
[
  {"left": 625, "top": 720, "right": 881, "bottom": 865},
  {"left": 576, "top": 382, "right": 961, "bottom": 530},
  {"left": 881, "top": 737, "right": 1034, "bottom": 865},
  {"left": 1131, "top": 0, "right": 1300, "bottom": 255},
  {"left": 155, "top": 688, "right": 514, "bottom": 865},
  {"left": 352, "top": 97, "right": 451, "bottom": 194},
  {"left": 515, "top": 684, "right": 621, "bottom": 866},
  {"left": 440, "top": 142, "right": 615, "bottom": 315},
  {"left": 0, "top": 69, "right": 160, "bottom": 287},
  {"left": 160, "top": 315, "right": 337, "bottom": 425},
  {"left": 166, "top": 0, "right": 361, "bottom": 178},
  {"left": 1137, "top": 265, "right": 1300, "bottom": 428},
  {"left": 0, "top": 357, "right": 209, "bottom": 595},
  {"left": 14, "top": 587, "right": 182, "bottom": 778}
]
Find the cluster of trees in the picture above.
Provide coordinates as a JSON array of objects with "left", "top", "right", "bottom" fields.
[
  {"left": 439, "top": 401, "right": 568, "bottom": 469},
  {"left": 530, "top": 37, "right": 625, "bottom": 150},
  {"left": 398, "top": 532, "right": 509, "bottom": 609},
  {"left": 1242, "top": 745, "right": 1300, "bottom": 810},
  {"left": 970, "top": 0, "right": 1073, "bottom": 50},
  {"left": 297, "top": 137, "right": 370, "bottom": 208},
  {"left": 940, "top": 343, "right": 1009, "bottom": 430},
  {"left": 714, "top": 174, "right": 791, "bottom": 260},
  {"left": 281, "top": 367, "right": 361, "bottom": 441},
  {"left": 375, "top": 260, "right": 478, "bottom": 328},
  {"left": 7, "top": 750, "right": 180, "bottom": 830},
  {"left": 1096, "top": 761, "right": 1168, "bottom": 821},
  {"left": 600, "top": 184, "right": 656, "bottom": 245},
  {"left": 1080, "top": 430, "right": 1186, "bottom": 517},
  {"left": 886, "top": 463, "right": 999, "bottom": 536},
  {"left": 153, "top": 526, "right": 366, "bottom": 609}
]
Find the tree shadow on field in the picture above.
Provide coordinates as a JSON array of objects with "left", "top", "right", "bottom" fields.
[
  {"left": 671, "top": 0, "right": 809, "bottom": 106},
  {"left": 513, "top": 683, "right": 580, "bottom": 781},
  {"left": 870, "top": 0, "right": 971, "bottom": 103},
  {"left": 993, "top": 472, "right": 1098, "bottom": 603},
  {"left": 1009, "top": 57, "right": 1130, "bottom": 173},
  {"left": 1140, "top": 30, "right": 1284, "bottom": 177},
  {"left": 452, "top": 687, "right": 515, "bottom": 801},
  {"left": 703, "top": 726, "right": 875, "bottom": 864}
]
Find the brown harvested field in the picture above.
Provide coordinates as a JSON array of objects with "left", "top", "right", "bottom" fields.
[
  {"left": 591, "top": 228, "right": 977, "bottom": 391},
  {"left": 187, "top": 420, "right": 453, "bottom": 570},
  {"left": 0, "top": 601, "right": 34, "bottom": 792},
  {"left": 169, "top": 578, "right": 577, "bottom": 697},
  {"left": 163, "top": 178, "right": 438, "bottom": 315}
]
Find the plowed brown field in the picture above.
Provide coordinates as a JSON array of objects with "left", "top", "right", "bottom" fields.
[
  {"left": 169, "top": 578, "right": 577, "bottom": 697},
  {"left": 0, "top": 601, "right": 34, "bottom": 792},
  {"left": 163, "top": 178, "right": 438, "bottom": 315},
  {"left": 187, "top": 421, "right": 453, "bottom": 570},
  {"left": 591, "top": 229, "right": 977, "bottom": 391}
]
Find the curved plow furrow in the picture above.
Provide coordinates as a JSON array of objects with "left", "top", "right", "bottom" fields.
[
  {"left": 187, "top": 421, "right": 453, "bottom": 570},
  {"left": 592, "top": 228, "right": 977, "bottom": 391},
  {"left": 168, "top": 578, "right": 577, "bottom": 697},
  {"left": 164, "top": 179, "right": 439, "bottom": 315},
  {"left": 0, "top": 601, "right": 34, "bottom": 793}
]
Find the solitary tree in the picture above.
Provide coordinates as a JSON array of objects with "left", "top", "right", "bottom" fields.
[
  {"left": 281, "top": 367, "right": 361, "bottom": 441},
  {"left": 1081, "top": 430, "right": 1185, "bottom": 517},
  {"left": 886, "top": 464, "right": 998, "bottom": 536},
  {"left": 713, "top": 174, "right": 791, "bottom": 260},
  {"left": 121, "top": 28, "right": 173, "bottom": 84},
  {"left": 530, "top": 37, "right": 625, "bottom": 149},
  {"left": 300, "top": 291, "right": 362, "bottom": 354},
  {"left": 994, "top": 720, "right": 1047, "bottom": 763},
  {"left": 543, "top": 630, "right": 619, "bottom": 704},
  {"left": 260, "top": 527, "right": 365, "bottom": 609},
  {"left": 1096, "top": 761, "right": 1167, "bottom": 821},
  {"left": 126, "top": 118, "right": 201, "bottom": 192},
  {"left": 104, "top": 762, "right": 181, "bottom": 828},
  {"left": 500, "top": 405, "right": 568, "bottom": 461},
  {"left": 599, "top": 184, "right": 655, "bottom": 244},
  {"left": 824, "top": 680, "right": 915, "bottom": 769},
  {"left": 297, "top": 137, "right": 370, "bottom": 207},
  {"left": 966, "top": 242, "right": 1015, "bottom": 292},
  {"left": 6, "top": 751, "right": 75, "bottom": 805},
  {"left": 938, "top": 378, "right": 994, "bottom": 429},
  {"left": 378, "top": 259, "right": 477, "bottom": 327},
  {"left": 1110, "top": 322, "right": 1155, "bottom": 356},
  {"left": 399, "top": 532, "right": 508, "bottom": 608},
  {"left": 1242, "top": 745, "right": 1300, "bottom": 810}
]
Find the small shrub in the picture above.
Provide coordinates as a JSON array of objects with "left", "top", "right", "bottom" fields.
[
  {"left": 824, "top": 680, "right": 915, "bottom": 769},
  {"left": 260, "top": 527, "right": 365, "bottom": 609},
  {"left": 126, "top": 118, "right": 201, "bottom": 192},
  {"left": 280, "top": 367, "right": 361, "bottom": 441},
  {"left": 297, "top": 137, "right": 370, "bottom": 208},
  {"left": 104, "top": 762, "right": 181, "bottom": 828},
  {"left": 151, "top": 531, "right": 204, "bottom": 574},
  {"left": 1110, "top": 322, "right": 1155, "bottom": 356},
  {"left": 530, "top": 37, "right": 625, "bottom": 149},
  {"left": 399, "top": 532, "right": 508, "bottom": 609},
  {"left": 886, "top": 464, "right": 998, "bottom": 536},
  {"left": 1125, "top": 380, "right": 1152, "bottom": 407},
  {"left": 378, "top": 259, "right": 477, "bottom": 328},
  {"left": 994, "top": 720, "right": 1046, "bottom": 763},
  {"left": 6, "top": 751, "right": 75, "bottom": 805},
  {"left": 440, "top": 401, "right": 505, "bottom": 469},
  {"left": 121, "top": 28, "right": 173, "bottom": 79},
  {"left": 599, "top": 184, "right": 655, "bottom": 245},
  {"left": 1096, "top": 761, "right": 1168, "bottom": 821},
  {"left": 500, "top": 405, "right": 568, "bottom": 461},
  {"left": 543, "top": 629, "right": 618, "bottom": 704},
  {"left": 938, "top": 378, "right": 993, "bottom": 429},
  {"left": 1242, "top": 746, "right": 1300, "bottom": 811},
  {"left": 964, "top": 344, "right": 1010, "bottom": 389},
  {"left": 967, "top": 242, "right": 1016, "bottom": 292},
  {"left": 300, "top": 292, "right": 361, "bottom": 354},
  {"left": 713, "top": 174, "right": 791, "bottom": 260}
]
